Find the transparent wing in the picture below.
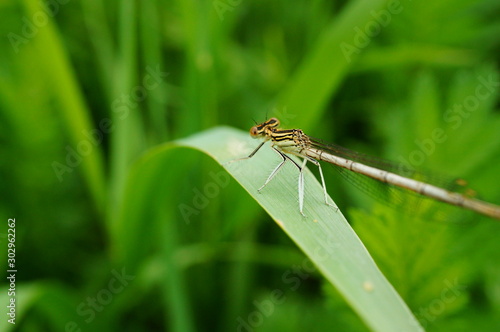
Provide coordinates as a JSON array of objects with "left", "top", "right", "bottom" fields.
[{"left": 309, "top": 137, "right": 478, "bottom": 223}]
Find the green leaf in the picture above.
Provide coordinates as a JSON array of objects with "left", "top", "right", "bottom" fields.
[{"left": 117, "top": 126, "right": 424, "bottom": 332}]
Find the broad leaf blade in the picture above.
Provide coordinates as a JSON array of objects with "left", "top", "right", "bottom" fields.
[{"left": 175, "top": 126, "right": 423, "bottom": 332}]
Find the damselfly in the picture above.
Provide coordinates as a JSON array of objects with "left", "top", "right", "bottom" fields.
[{"left": 228, "top": 117, "right": 500, "bottom": 220}]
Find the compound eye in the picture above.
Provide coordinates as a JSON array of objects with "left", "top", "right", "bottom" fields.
[{"left": 250, "top": 126, "right": 259, "bottom": 137}]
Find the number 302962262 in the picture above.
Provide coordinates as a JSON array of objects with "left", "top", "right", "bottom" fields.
[{"left": 7, "top": 218, "right": 16, "bottom": 267}]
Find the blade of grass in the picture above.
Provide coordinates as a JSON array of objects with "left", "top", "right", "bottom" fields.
[
  {"left": 22, "top": 0, "right": 106, "bottom": 215},
  {"left": 80, "top": 0, "right": 116, "bottom": 98},
  {"left": 139, "top": 0, "right": 169, "bottom": 142},
  {"left": 175, "top": 0, "right": 218, "bottom": 136},
  {"left": 117, "top": 126, "right": 423, "bottom": 331},
  {"left": 108, "top": 0, "right": 145, "bottom": 226},
  {"left": 274, "top": 0, "right": 391, "bottom": 131},
  {"left": 181, "top": 126, "right": 423, "bottom": 331}
]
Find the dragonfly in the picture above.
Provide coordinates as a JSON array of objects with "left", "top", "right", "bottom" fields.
[{"left": 228, "top": 117, "right": 500, "bottom": 220}]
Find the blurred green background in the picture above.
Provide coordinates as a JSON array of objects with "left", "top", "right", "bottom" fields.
[{"left": 1, "top": 0, "right": 500, "bottom": 331}]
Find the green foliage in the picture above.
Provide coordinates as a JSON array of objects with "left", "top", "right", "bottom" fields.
[{"left": 1, "top": 0, "right": 500, "bottom": 331}]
